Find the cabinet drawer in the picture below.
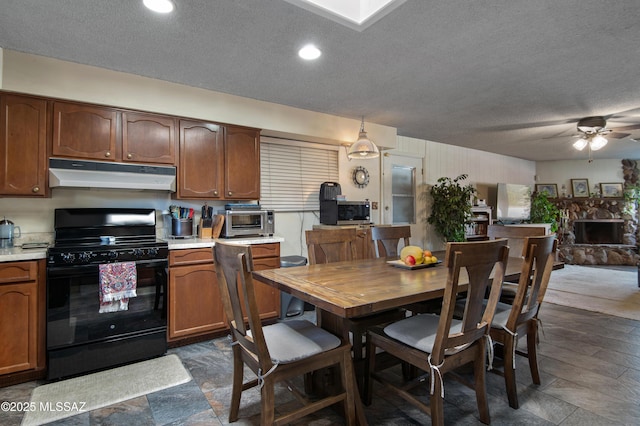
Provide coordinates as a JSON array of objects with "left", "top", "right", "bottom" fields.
[
  {"left": 0, "top": 261, "right": 38, "bottom": 284},
  {"left": 169, "top": 248, "right": 214, "bottom": 267},
  {"left": 251, "top": 243, "right": 280, "bottom": 259},
  {"left": 253, "top": 257, "right": 280, "bottom": 271}
]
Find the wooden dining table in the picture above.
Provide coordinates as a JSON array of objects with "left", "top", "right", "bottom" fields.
[
  {"left": 252, "top": 253, "right": 529, "bottom": 425},
  {"left": 254, "top": 254, "right": 527, "bottom": 333}
]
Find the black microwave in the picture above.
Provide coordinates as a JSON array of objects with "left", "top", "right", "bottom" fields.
[{"left": 320, "top": 200, "right": 371, "bottom": 225}]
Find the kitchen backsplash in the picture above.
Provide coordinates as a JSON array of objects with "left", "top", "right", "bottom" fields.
[{"left": 0, "top": 187, "right": 227, "bottom": 242}]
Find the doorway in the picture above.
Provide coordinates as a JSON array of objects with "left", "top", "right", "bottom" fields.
[{"left": 381, "top": 153, "right": 425, "bottom": 246}]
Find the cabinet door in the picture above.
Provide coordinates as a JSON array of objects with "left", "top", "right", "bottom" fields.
[
  {"left": 168, "top": 263, "right": 226, "bottom": 340},
  {"left": 0, "top": 279, "right": 38, "bottom": 375},
  {"left": 177, "top": 120, "right": 223, "bottom": 199},
  {"left": 224, "top": 126, "right": 260, "bottom": 200},
  {"left": 122, "top": 112, "right": 176, "bottom": 165},
  {"left": 0, "top": 94, "right": 48, "bottom": 196},
  {"left": 52, "top": 101, "right": 118, "bottom": 161},
  {"left": 252, "top": 257, "right": 280, "bottom": 320}
]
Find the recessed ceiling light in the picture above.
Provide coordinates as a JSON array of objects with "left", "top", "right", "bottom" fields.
[
  {"left": 298, "top": 44, "right": 322, "bottom": 60},
  {"left": 143, "top": 0, "right": 174, "bottom": 14}
]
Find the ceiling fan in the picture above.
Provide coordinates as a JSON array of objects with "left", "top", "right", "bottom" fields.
[{"left": 571, "top": 116, "right": 640, "bottom": 162}]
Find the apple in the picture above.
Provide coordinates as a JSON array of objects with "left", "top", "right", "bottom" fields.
[
  {"left": 404, "top": 255, "right": 416, "bottom": 266},
  {"left": 423, "top": 250, "right": 432, "bottom": 258}
]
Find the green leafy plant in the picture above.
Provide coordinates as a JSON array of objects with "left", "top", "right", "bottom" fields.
[
  {"left": 427, "top": 174, "right": 476, "bottom": 242},
  {"left": 530, "top": 191, "right": 560, "bottom": 233}
]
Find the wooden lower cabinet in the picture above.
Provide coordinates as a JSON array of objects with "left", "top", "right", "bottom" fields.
[
  {"left": 167, "top": 243, "right": 280, "bottom": 345},
  {"left": 168, "top": 248, "right": 225, "bottom": 343},
  {"left": 0, "top": 260, "right": 46, "bottom": 386}
]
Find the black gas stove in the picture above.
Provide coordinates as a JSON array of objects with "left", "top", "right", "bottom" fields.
[{"left": 46, "top": 208, "right": 168, "bottom": 380}]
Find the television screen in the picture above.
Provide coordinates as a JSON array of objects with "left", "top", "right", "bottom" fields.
[{"left": 496, "top": 183, "right": 531, "bottom": 223}]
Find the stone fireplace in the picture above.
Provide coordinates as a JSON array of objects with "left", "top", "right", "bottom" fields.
[{"left": 556, "top": 198, "right": 639, "bottom": 266}]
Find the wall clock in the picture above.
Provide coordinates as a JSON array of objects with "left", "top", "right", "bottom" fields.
[{"left": 352, "top": 166, "right": 369, "bottom": 188}]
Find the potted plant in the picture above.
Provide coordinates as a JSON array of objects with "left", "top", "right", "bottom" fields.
[
  {"left": 529, "top": 190, "right": 560, "bottom": 233},
  {"left": 427, "top": 174, "right": 476, "bottom": 242}
]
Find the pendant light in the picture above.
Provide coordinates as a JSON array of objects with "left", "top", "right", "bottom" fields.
[{"left": 347, "top": 118, "right": 380, "bottom": 159}]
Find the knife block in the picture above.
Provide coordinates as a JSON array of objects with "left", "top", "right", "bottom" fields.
[{"left": 198, "top": 218, "right": 213, "bottom": 239}]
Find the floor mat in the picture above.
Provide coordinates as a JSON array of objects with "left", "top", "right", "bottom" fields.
[{"left": 21, "top": 354, "right": 191, "bottom": 426}]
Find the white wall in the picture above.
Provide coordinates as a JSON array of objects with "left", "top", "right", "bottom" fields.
[
  {"left": 384, "top": 136, "right": 536, "bottom": 251},
  {"left": 536, "top": 159, "right": 625, "bottom": 197}
]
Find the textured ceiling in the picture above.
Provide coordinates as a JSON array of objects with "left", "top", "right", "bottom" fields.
[{"left": 1, "top": 0, "right": 640, "bottom": 161}]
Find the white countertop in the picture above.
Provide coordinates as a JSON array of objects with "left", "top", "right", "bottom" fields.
[
  {"left": 0, "top": 246, "right": 48, "bottom": 262},
  {"left": 0, "top": 237, "right": 284, "bottom": 263},
  {"left": 165, "top": 236, "right": 284, "bottom": 250}
]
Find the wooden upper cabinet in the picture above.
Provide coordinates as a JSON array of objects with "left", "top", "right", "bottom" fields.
[
  {"left": 122, "top": 112, "right": 176, "bottom": 164},
  {"left": 224, "top": 125, "right": 260, "bottom": 200},
  {"left": 52, "top": 101, "right": 118, "bottom": 161},
  {"left": 52, "top": 101, "right": 176, "bottom": 165},
  {"left": 177, "top": 119, "right": 224, "bottom": 199},
  {"left": 0, "top": 94, "right": 48, "bottom": 197}
]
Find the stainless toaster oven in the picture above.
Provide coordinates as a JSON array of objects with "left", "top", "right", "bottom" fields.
[{"left": 219, "top": 210, "right": 275, "bottom": 238}]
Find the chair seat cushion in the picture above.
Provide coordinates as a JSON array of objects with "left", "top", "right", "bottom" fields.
[
  {"left": 490, "top": 301, "right": 516, "bottom": 329},
  {"left": 252, "top": 319, "right": 341, "bottom": 364},
  {"left": 383, "top": 313, "right": 466, "bottom": 354}
]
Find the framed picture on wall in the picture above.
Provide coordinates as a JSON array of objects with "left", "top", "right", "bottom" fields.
[
  {"left": 571, "top": 178, "right": 590, "bottom": 198},
  {"left": 600, "top": 182, "right": 623, "bottom": 198},
  {"left": 535, "top": 184, "right": 558, "bottom": 198}
]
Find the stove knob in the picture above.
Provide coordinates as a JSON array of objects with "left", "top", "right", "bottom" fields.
[
  {"left": 61, "top": 253, "right": 76, "bottom": 263},
  {"left": 147, "top": 248, "right": 158, "bottom": 257},
  {"left": 108, "top": 250, "right": 119, "bottom": 260},
  {"left": 78, "top": 252, "right": 92, "bottom": 263},
  {"left": 133, "top": 248, "right": 144, "bottom": 257}
]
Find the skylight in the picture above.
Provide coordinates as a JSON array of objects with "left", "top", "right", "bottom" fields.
[{"left": 284, "top": 0, "right": 406, "bottom": 31}]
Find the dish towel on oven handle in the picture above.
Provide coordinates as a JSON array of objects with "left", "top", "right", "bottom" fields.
[{"left": 99, "top": 261, "right": 137, "bottom": 313}]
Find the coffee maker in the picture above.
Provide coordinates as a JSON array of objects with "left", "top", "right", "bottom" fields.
[{"left": 0, "top": 218, "right": 21, "bottom": 248}]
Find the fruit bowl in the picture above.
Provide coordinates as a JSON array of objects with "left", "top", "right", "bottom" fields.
[{"left": 386, "top": 259, "right": 442, "bottom": 270}]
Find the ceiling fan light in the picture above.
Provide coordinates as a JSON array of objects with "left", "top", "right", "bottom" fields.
[
  {"left": 347, "top": 118, "right": 380, "bottom": 159},
  {"left": 573, "top": 138, "right": 588, "bottom": 151},
  {"left": 590, "top": 135, "right": 608, "bottom": 150}
]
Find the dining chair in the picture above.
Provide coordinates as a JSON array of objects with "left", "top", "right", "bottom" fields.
[
  {"left": 364, "top": 239, "right": 510, "bottom": 426},
  {"left": 487, "top": 224, "right": 548, "bottom": 303},
  {"left": 305, "top": 228, "right": 407, "bottom": 390},
  {"left": 213, "top": 242, "right": 356, "bottom": 425},
  {"left": 488, "top": 234, "right": 557, "bottom": 409},
  {"left": 370, "top": 225, "right": 411, "bottom": 258}
]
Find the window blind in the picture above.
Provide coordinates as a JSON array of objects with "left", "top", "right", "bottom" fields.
[{"left": 260, "top": 139, "right": 339, "bottom": 211}]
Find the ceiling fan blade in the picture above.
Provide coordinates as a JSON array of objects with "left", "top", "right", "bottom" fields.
[
  {"left": 611, "top": 123, "right": 640, "bottom": 131},
  {"left": 608, "top": 131, "right": 631, "bottom": 139}
]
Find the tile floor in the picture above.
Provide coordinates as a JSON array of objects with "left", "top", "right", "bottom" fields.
[{"left": 2, "top": 302, "right": 640, "bottom": 425}]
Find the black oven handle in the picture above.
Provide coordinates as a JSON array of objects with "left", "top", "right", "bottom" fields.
[{"left": 47, "top": 259, "right": 168, "bottom": 275}]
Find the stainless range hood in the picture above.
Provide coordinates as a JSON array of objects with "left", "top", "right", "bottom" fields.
[{"left": 49, "top": 158, "right": 176, "bottom": 192}]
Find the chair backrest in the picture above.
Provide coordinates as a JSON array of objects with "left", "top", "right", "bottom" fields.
[
  {"left": 505, "top": 234, "right": 558, "bottom": 330},
  {"left": 370, "top": 225, "right": 411, "bottom": 258},
  {"left": 487, "top": 225, "right": 547, "bottom": 257},
  {"left": 213, "top": 242, "right": 273, "bottom": 372},
  {"left": 305, "top": 228, "right": 358, "bottom": 264},
  {"left": 433, "top": 239, "right": 509, "bottom": 364}
]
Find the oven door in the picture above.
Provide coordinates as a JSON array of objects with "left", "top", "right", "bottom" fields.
[{"left": 46, "top": 259, "right": 167, "bottom": 350}]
